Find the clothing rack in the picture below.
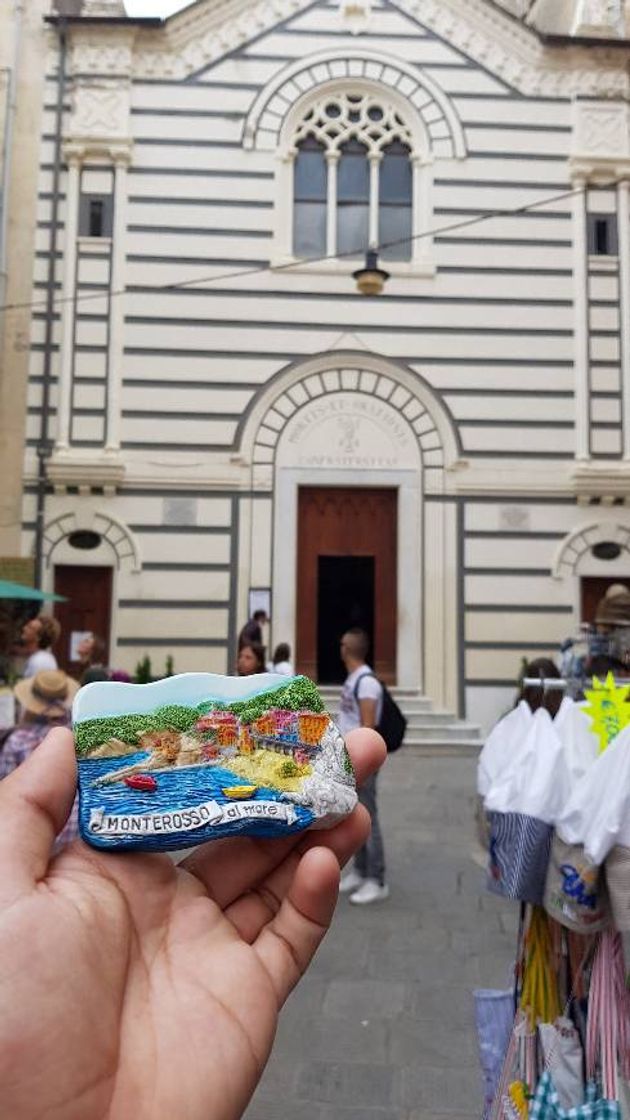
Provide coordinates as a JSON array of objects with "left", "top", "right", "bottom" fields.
[{"left": 522, "top": 676, "right": 630, "bottom": 689}]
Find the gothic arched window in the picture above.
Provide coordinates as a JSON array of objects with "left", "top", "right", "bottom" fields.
[{"left": 291, "top": 91, "right": 415, "bottom": 263}]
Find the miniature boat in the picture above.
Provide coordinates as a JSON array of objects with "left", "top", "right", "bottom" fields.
[
  {"left": 222, "top": 785, "right": 257, "bottom": 799},
  {"left": 124, "top": 774, "right": 158, "bottom": 792}
]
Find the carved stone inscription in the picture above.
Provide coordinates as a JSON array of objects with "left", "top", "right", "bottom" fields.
[{"left": 278, "top": 392, "right": 418, "bottom": 470}]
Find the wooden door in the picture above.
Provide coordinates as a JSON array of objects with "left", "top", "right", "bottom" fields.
[
  {"left": 296, "top": 487, "right": 397, "bottom": 684},
  {"left": 53, "top": 565, "right": 112, "bottom": 676},
  {"left": 581, "top": 577, "right": 630, "bottom": 624}
]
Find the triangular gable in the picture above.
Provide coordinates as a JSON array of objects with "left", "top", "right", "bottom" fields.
[{"left": 129, "top": 0, "right": 628, "bottom": 98}]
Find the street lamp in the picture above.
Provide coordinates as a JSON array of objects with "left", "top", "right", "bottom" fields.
[{"left": 353, "top": 247, "right": 390, "bottom": 296}]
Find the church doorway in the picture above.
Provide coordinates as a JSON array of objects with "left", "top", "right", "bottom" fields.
[
  {"left": 317, "top": 555, "right": 375, "bottom": 683},
  {"left": 296, "top": 486, "right": 397, "bottom": 684}
]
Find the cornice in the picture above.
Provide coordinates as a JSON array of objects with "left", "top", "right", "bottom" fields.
[{"left": 123, "top": 0, "right": 630, "bottom": 97}]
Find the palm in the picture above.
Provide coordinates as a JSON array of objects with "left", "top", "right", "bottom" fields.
[{"left": 0, "top": 727, "right": 383, "bottom": 1120}]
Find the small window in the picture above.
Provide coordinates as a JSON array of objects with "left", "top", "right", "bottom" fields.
[
  {"left": 587, "top": 213, "right": 618, "bottom": 257},
  {"left": 79, "top": 193, "right": 113, "bottom": 238}
]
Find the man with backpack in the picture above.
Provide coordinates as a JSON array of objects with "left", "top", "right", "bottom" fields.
[{"left": 336, "top": 628, "right": 389, "bottom": 905}]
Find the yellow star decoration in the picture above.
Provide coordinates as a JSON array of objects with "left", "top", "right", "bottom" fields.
[{"left": 583, "top": 672, "right": 630, "bottom": 753}]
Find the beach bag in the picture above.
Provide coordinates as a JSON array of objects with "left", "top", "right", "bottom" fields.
[
  {"left": 487, "top": 810, "right": 554, "bottom": 905},
  {"left": 354, "top": 673, "right": 407, "bottom": 753},
  {"left": 527, "top": 930, "right": 623, "bottom": 1119},
  {"left": 604, "top": 846, "right": 630, "bottom": 931},
  {"left": 539, "top": 1019, "right": 585, "bottom": 1111},
  {"left": 475, "top": 988, "right": 516, "bottom": 1118},
  {"left": 528, "top": 1073, "right": 619, "bottom": 1119},
  {"left": 557, "top": 725, "right": 630, "bottom": 868},
  {"left": 490, "top": 1010, "right": 538, "bottom": 1120},
  {"left": 485, "top": 708, "right": 571, "bottom": 823},
  {"left": 544, "top": 835, "right": 611, "bottom": 934},
  {"left": 553, "top": 699, "right": 598, "bottom": 787},
  {"left": 520, "top": 908, "right": 561, "bottom": 1031},
  {"left": 478, "top": 701, "right": 533, "bottom": 797}
]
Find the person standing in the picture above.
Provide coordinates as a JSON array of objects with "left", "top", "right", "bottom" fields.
[
  {"left": 20, "top": 615, "right": 60, "bottom": 678},
  {"left": 267, "top": 643, "right": 294, "bottom": 676},
  {"left": 236, "top": 641, "right": 266, "bottom": 676},
  {"left": 0, "top": 669, "right": 79, "bottom": 851},
  {"left": 336, "top": 628, "right": 389, "bottom": 904},
  {"left": 76, "top": 633, "right": 110, "bottom": 685},
  {"left": 238, "top": 610, "right": 268, "bottom": 651}
]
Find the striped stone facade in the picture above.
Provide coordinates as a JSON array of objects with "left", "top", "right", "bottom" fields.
[{"left": 22, "top": 0, "right": 630, "bottom": 731}]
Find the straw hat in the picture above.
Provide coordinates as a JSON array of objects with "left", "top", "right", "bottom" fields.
[
  {"left": 595, "top": 588, "right": 630, "bottom": 627},
  {"left": 14, "top": 670, "right": 79, "bottom": 718}
]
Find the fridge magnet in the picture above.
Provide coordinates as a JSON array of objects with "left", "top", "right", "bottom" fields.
[{"left": 73, "top": 672, "right": 357, "bottom": 852}]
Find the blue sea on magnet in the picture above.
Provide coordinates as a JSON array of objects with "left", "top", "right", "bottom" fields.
[{"left": 73, "top": 672, "right": 357, "bottom": 853}]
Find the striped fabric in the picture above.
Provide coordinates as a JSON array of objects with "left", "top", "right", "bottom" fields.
[
  {"left": 529, "top": 1072, "right": 620, "bottom": 1119},
  {"left": 604, "top": 847, "right": 630, "bottom": 932},
  {"left": 487, "top": 811, "right": 553, "bottom": 905},
  {"left": 587, "top": 931, "right": 630, "bottom": 1101}
]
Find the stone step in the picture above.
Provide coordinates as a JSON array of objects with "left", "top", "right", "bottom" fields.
[
  {"left": 401, "top": 738, "right": 482, "bottom": 755},
  {"left": 406, "top": 722, "right": 481, "bottom": 739},
  {"left": 318, "top": 684, "right": 483, "bottom": 749},
  {"left": 404, "top": 710, "right": 477, "bottom": 726},
  {"left": 318, "top": 688, "right": 434, "bottom": 713}
]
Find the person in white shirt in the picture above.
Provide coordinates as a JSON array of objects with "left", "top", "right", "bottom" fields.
[
  {"left": 21, "top": 615, "right": 60, "bottom": 678},
  {"left": 336, "top": 628, "right": 388, "bottom": 905},
  {"left": 267, "top": 643, "right": 294, "bottom": 676}
]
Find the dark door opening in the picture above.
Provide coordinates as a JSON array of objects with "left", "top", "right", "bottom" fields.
[
  {"left": 317, "top": 555, "right": 375, "bottom": 684},
  {"left": 53, "top": 564, "right": 112, "bottom": 676},
  {"left": 581, "top": 577, "right": 630, "bottom": 624}
]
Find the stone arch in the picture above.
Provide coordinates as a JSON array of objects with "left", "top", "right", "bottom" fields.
[
  {"left": 237, "top": 350, "right": 462, "bottom": 478},
  {"left": 42, "top": 509, "right": 142, "bottom": 572},
  {"left": 552, "top": 520, "right": 630, "bottom": 579},
  {"left": 243, "top": 48, "right": 467, "bottom": 161}
]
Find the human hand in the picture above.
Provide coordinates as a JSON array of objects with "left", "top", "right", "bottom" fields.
[{"left": 0, "top": 725, "right": 385, "bottom": 1120}]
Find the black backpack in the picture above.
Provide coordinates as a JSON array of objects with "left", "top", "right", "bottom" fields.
[{"left": 353, "top": 671, "right": 407, "bottom": 753}]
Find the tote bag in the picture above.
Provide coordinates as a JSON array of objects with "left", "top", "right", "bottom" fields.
[{"left": 544, "top": 835, "right": 611, "bottom": 934}]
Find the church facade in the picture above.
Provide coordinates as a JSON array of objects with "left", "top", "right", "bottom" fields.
[{"left": 21, "top": 0, "right": 630, "bottom": 729}]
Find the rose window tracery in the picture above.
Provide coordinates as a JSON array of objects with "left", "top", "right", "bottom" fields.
[{"left": 293, "top": 92, "right": 414, "bottom": 158}]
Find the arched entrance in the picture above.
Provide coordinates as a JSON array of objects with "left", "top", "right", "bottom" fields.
[
  {"left": 238, "top": 350, "right": 461, "bottom": 696},
  {"left": 40, "top": 509, "right": 141, "bottom": 674}
]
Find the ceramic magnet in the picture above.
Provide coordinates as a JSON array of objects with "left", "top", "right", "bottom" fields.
[{"left": 73, "top": 672, "right": 357, "bottom": 852}]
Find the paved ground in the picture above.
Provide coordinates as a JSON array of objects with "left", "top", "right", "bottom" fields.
[{"left": 244, "top": 750, "right": 518, "bottom": 1120}]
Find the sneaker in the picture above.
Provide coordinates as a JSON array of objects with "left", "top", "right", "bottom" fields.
[
  {"left": 339, "top": 868, "right": 365, "bottom": 894},
  {"left": 349, "top": 879, "right": 390, "bottom": 905}
]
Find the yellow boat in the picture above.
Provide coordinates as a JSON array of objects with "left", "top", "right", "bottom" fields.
[{"left": 222, "top": 785, "right": 257, "bottom": 800}]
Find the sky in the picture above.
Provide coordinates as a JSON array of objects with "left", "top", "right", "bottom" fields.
[{"left": 125, "top": 0, "right": 191, "bottom": 16}]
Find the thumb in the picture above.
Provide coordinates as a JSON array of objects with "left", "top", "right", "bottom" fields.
[{"left": 0, "top": 726, "right": 77, "bottom": 900}]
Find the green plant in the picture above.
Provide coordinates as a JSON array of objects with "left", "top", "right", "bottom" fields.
[
  {"left": 165, "top": 655, "right": 174, "bottom": 678},
  {"left": 134, "top": 655, "right": 152, "bottom": 684}
]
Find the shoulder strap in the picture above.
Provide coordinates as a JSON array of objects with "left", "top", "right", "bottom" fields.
[{"left": 353, "top": 670, "right": 379, "bottom": 699}]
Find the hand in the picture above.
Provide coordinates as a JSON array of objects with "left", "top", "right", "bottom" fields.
[{"left": 0, "top": 725, "right": 385, "bottom": 1120}]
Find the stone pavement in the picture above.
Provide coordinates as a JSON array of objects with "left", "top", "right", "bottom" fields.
[{"left": 244, "top": 749, "right": 519, "bottom": 1120}]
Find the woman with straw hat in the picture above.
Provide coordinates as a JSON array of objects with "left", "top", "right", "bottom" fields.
[{"left": 0, "top": 670, "right": 79, "bottom": 850}]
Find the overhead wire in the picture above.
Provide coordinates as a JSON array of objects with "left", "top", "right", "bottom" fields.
[{"left": 0, "top": 184, "right": 584, "bottom": 316}]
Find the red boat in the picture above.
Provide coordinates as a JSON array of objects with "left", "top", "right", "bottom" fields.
[{"left": 124, "top": 774, "right": 158, "bottom": 793}]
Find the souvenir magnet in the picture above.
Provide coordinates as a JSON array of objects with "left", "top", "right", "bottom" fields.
[{"left": 73, "top": 672, "right": 357, "bottom": 852}]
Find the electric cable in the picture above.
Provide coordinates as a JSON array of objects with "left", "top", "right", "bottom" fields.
[{"left": 0, "top": 184, "right": 583, "bottom": 316}]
